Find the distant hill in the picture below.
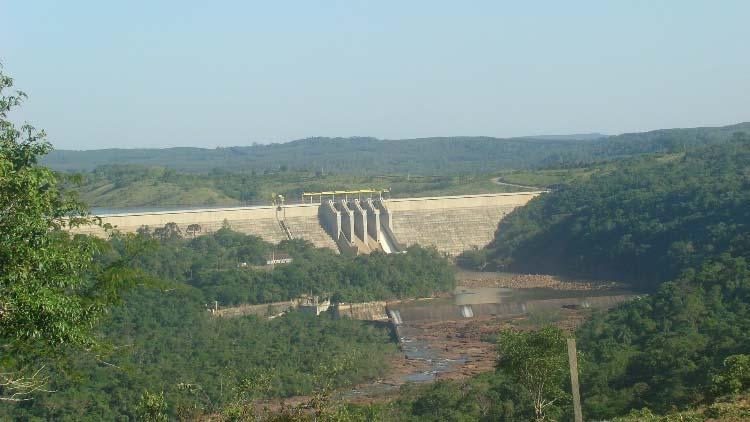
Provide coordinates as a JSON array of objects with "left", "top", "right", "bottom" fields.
[
  {"left": 522, "top": 132, "right": 607, "bottom": 141},
  {"left": 541, "top": 122, "right": 750, "bottom": 166},
  {"left": 44, "top": 122, "right": 750, "bottom": 174}
]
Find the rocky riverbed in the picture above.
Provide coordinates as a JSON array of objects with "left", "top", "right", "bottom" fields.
[{"left": 456, "top": 270, "right": 625, "bottom": 291}]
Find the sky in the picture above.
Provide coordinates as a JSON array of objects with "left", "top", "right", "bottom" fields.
[{"left": 3, "top": 1, "right": 749, "bottom": 150}]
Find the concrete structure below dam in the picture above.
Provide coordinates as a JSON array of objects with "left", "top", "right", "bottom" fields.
[{"left": 75, "top": 192, "right": 543, "bottom": 256}]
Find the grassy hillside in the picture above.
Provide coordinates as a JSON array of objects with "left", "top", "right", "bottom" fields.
[
  {"left": 45, "top": 122, "right": 750, "bottom": 175},
  {"left": 76, "top": 178, "right": 241, "bottom": 208},
  {"left": 66, "top": 165, "right": 524, "bottom": 209},
  {"left": 497, "top": 164, "right": 612, "bottom": 188}
]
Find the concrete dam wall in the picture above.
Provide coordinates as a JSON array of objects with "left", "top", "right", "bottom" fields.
[
  {"left": 76, "top": 192, "right": 542, "bottom": 256},
  {"left": 385, "top": 193, "right": 541, "bottom": 256},
  {"left": 76, "top": 202, "right": 337, "bottom": 249}
]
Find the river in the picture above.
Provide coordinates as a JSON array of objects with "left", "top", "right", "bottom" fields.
[{"left": 341, "top": 285, "right": 633, "bottom": 400}]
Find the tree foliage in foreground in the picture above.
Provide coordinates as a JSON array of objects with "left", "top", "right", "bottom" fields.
[
  {"left": 497, "top": 327, "right": 570, "bottom": 421},
  {"left": 0, "top": 64, "right": 140, "bottom": 402}
]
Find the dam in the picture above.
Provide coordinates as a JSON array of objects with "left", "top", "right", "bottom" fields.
[{"left": 76, "top": 191, "right": 543, "bottom": 256}]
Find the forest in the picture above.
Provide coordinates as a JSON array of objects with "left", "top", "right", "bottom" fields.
[
  {"left": 445, "top": 134, "right": 750, "bottom": 419},
  {"left": 1, "top": 289, "right": 397, "bottom": 420},
  {"left": 461, "top": 134, "right": 750, "bottom": 290},
  {"left": 122, "top": 226, "right": 455, "bottom": 305},
  {"left": 44, "top": 123, "right": 750, "bottom": 175},
  {"left": 1, "top": 226, "right": 454, "bottom": 420}
]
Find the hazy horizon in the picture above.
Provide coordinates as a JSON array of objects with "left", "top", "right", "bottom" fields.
[
  {"left": 4, "top": 1, "right": 749, "bottom": 150},
  {"left": 52, "top": 131, "right": 613, "bottom": 151},
  {"left": 48, "top": 121, "right": 750, "bottom": 152}
]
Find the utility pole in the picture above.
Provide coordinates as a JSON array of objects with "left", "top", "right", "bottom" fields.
[{"left": 567, "top": 338, "right": 583, "bottom": 422}]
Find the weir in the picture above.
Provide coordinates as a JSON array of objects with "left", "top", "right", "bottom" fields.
[{"left": 75, "top": 192, "right": 544, "bottom": 256}]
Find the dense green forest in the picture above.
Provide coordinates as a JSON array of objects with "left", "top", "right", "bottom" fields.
[
  {"left": 1, "top": 227, "right": 454, "bottom": 420},
  {"left": 578, "top": 254, "right": 750, "bottom": 417},
  {"left": 1, "top": 289, "right": 397, "bottom": 421},
  {"left": 445, "top": 134, "right": 750, "bottom": 419},
  {"left": 124, "top": 226, "right": 454, "bottom": 305},
  {"left": 44, "top": 122, "right": 750, "bottom": 174},
  {"left": 467, "top": 134, "right": 750, "bottom": 290},
  {"left": 63, "top": 165, "right": 519, "bottom": 209}
]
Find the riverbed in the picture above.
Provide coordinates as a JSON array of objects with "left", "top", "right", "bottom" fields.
[{"left": 340, "top": 280, "right": 634, "bottom": 401}]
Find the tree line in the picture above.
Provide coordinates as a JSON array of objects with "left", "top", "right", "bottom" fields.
[{"left": 44, "top": 123, "right": 750, "bottom": 175}]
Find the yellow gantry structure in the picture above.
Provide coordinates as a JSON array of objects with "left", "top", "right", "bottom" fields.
[{"left": 302, "top": 188, "right": 390, "bottom": 204}]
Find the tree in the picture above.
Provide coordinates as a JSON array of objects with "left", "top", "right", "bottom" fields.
[
  {"left": 153, "top": 221, "right": 182, "bottom": 241},
  {"left": 0, "top": 64, "right": 135, "bottom": 401},
  {"left": 711, "top": 354, "right": 750, "bottom": 396},
  {"left": 457, "top": 247, "right": 489, "bottom": 270},
  {"left": 186, "top": 223, "right": 202, "bottom": 237},
  {"left": 135, "top": 390, "right": 168, "bottom": 422},
  {"left": 497, "top": 327, "right": 570, "bottom": 421}
]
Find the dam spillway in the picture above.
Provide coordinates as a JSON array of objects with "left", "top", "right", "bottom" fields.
[{"left": 75, "top": 192, "right": 543, "bottom": 256}]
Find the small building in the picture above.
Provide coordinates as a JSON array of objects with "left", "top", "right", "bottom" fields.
[
  {"left": 298, "top": 295, "right": 331, "bottom": 316},
  {"left": 265, "top": 252, "right": 293, "bottom": 266}
]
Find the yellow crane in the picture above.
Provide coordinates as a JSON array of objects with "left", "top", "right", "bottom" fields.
[{"left": 301, "top": 188, "right": 390, "bottom": 204}]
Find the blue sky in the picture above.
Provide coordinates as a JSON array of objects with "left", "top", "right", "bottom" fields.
[{"left": 3, "top": 1, "right": 749, "bottom": 149}]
